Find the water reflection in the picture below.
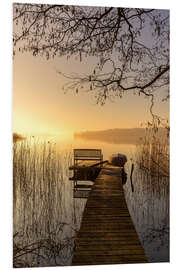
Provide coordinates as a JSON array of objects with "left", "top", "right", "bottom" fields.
[
  {"left": 13, "top": 138, "right": 85, "bottom": 267},
  {"left": 123, "top": 165, "right": 169, "bottom": 262},
  {"left": 59, "top": 137, "right": 169, "bottom": 263},
  {"left": 13, "top": 136, "right": 169, "bottom": 266},
  {"left": 56, "top": 137, "right": 136, "bottom": 161}
]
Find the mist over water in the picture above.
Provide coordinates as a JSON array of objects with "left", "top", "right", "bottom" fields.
[
  {"left": 56, "top": 136, "right": 136, "bottom": 160},
  {"left": 13, "top": 135, "right": 169, "bottom": 266}
]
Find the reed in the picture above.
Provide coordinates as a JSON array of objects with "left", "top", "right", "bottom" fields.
[
  {"left": 13, "top": 138, "right": 76, "bottom": 267},
  {"left": 123, "top": 127, "right": 169, "bottom": 261},
  {"left": 135, "top": 127, "right": 169, "bottom": 179}
]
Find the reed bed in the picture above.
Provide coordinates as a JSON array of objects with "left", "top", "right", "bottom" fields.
[
  {"left": 123, "top": 127, "right": 169, "bottom": 262},
  {"left": 13, "top": 138, "right": 81, "bottom": 267},
  {"left": 135, "top": 127, "right": 169, "bottom": 179}
]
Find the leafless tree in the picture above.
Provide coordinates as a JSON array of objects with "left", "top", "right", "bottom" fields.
[{"left": 13, "top": 3, "right": 169, "bottom": 121}]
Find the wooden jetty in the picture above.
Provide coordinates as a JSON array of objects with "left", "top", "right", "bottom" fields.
[{"left": 72, "top": 164, "right": 148, "bottom": 265}]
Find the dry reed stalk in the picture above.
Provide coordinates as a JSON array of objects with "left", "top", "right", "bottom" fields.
[{"left": 13, "top": 138, "right": 77, "bottom": 267}]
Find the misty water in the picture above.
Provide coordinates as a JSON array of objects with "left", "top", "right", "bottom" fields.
[{"left": 13, "top": 136, "right": 169, "bottom": 267}]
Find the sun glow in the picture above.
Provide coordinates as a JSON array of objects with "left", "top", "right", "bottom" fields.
[{"left": 13, "top": 113, "right": 73, "bottom": 140}]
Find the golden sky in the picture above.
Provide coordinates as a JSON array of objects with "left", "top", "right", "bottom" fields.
[{"left": 13, "top": 48, "right": 169, "bottom": 139}]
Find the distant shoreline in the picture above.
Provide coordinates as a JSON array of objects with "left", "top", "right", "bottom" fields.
[
  {"left": 74, "top": 128, "right": 166, "bottom": 145},
  {"left": 13, "top": 133, "right": 26, "bottom": 143}
]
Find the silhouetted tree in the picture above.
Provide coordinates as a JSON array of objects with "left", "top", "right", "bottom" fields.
[{"left": 13, "top": 4, "right": 169, "bottom": 119}]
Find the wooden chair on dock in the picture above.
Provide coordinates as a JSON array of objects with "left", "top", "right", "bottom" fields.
[{"left": 69, "top": 149, "right": 105, "bottom": 198}]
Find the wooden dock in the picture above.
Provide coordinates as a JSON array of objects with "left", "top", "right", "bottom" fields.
[{"left": 72, "top": 165, "right": 148, "bottom": 265}]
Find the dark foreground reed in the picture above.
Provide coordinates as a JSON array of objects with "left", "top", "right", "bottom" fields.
[
  {"left": 135, "top": 127, "right": 169, "bottom": 179},
  {"left": 123, "top": 127, "right": 169, "bottom": 262},
  {"left": 13, "top": 138, "right": 83, "bottom": 267}
]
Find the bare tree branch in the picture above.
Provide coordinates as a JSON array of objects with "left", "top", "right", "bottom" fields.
[{"left": 13, "top": 3, "right": 169, "bottom": 121}]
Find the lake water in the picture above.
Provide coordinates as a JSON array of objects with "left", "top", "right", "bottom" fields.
[
  {"left": 57, "top": 137, "right": 136, "bottom": 159},
  {"left": 13, "top": 136, "right": 169, "bottom": 267}
]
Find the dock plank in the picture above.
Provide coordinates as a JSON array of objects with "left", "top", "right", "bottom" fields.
[{"left": 72, "top": 165, "right": 148, "bottom": 265}]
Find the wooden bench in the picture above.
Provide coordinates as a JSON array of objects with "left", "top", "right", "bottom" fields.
[
  {"left": 74, "top": 148, "right": 103, "bottom": 166},
  {"left": 69, "top": 149, "right": 104, "bottom": 198}
]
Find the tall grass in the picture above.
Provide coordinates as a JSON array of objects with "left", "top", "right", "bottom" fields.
[
  {"left": 135, "top": 127, "right": 169, "bottom": 179},
  {"left": 123, "top": 127, "right": 169, "bottom": 261},
  {"left": 13, "top": 138, "right": 81, "bottom": 267}
]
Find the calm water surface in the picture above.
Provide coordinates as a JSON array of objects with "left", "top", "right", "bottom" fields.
[
  {"left": 58, "top": 137, "right": 169, "bottom": 262},
  {"left": 13, "top": 137, "right": 169, "bottom": 266}
]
